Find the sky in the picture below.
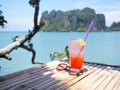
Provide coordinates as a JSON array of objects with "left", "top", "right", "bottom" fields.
[{"left": 0, "top": 0, "right": 120, "bottom": 31}]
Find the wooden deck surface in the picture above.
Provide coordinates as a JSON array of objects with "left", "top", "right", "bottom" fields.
[{"left": 0, "top": 60, "right": 120, "bottom": 90}]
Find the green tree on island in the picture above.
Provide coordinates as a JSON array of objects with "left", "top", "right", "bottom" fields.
[{"left": 41, "top": 7, "right": 106, "bottom": 32}]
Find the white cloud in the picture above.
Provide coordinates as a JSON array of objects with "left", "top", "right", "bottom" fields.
[
  {"left": 6, "top": 17, "right": 34, "bottom": 31},
  {"left": 74, "top": 1, "right": 120, "bottom": 26},
  {"left": 105, "top": 10, "right": 120, "bottom": 26}
]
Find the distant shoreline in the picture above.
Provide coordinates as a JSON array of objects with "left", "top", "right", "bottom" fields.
[{"left": 1, "top": 30, "right": 120, "bottom": 32}]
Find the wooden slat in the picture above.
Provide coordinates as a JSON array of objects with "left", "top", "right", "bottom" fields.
[
  {"left": 84, "top": 66, "right": 115, "bottom": 90},
  {"left": 28, "top": 61, "right": 62, "bottom": 76},
  {"left": 56, "top": 64, "right": 99, "bottom": 90},
  {"left": 105, "top": 71, "right": 120, "bottom": 90},
  {"left": 7, "top": 85, "right": 30, "bottom": 90},
  {"left": 0, "top": 60, "right": 60, "bottom": 81},
  {"left": 86, "top": 68, "right": 111, "bottom": 90},
  {"left": 30, "top": 63, "right": 92, "bottom": 89},
  {"left": 0, "top": 64, "right": 44, "bottom": 81},
  {"left": 46, "top": 63, "right": 90, "bottom": 90},
  {"left": 0, "top": 74, "right": 32, "bottom": 87},
  {"left": 0, "top": 61, "right": 62, "bottom": 90},
  {"left": 0, "top": 74, "right": 39, "bottom": 90},
  {"left": 21, "top": 70, "right": 57, "bottom": 87},
  {"left": 84, "top": 66, "right": 107, "bottom": 90},
  {"left": 70, "top": 66, "right": 116, "bottom": 90},
  {"left": 32, "top": 72, "right": 69, "bottom": 89},
  {"left": 95, "top": 67, "right": 119, "bottom": 90},
  {"left": 0, "top": 60, "right": 120, "bottom": 90},
  {"left": 112, "top": 76, "right": 120, "bottom": 90},
  {"left": 68, "top": 65, "right": 106, "bottom": 90}
]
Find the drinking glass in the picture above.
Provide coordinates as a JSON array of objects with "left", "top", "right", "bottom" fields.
[{"left": 69, "top": 39, "right": 85, "bottom": 69}]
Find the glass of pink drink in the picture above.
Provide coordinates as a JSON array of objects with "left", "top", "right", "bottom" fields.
[{"left": 69, "top": 39, "right": 85, "bottom": 69}]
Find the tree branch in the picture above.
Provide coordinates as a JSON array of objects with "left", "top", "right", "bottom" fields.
[
  {"left": 34, "top": 1, "right": 39, "bottom": 27},
  {"left": 0, "top": 40, "right": 21, "bottom": 60},
  {"left": 0, "top": 21, "right": 45, "bottom": 63},
  {"left": 20, "top": 44, "right": 43, "bottom": 64},
  {"left": 0, "top": 0, "right": 45, "bottom": 64}
]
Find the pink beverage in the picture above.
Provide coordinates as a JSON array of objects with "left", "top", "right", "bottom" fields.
[{"left": 69, "top": 39, "right": 85, "bottom": 69}]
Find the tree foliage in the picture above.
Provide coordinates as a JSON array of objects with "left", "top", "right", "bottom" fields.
[
  {"left": 50, "top": 46, "right": 69, "bottom": 61},
  {"left": 29, "top": 0, "right": 40, "bottom": 7},
  {"left": 110, "top": 21, "right": 120, "bottom": 31},
  {"left": 0, "top": 5, "right": 7, "bottom": 28}
]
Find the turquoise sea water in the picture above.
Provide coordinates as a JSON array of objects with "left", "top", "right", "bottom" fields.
[{"left": 0, "top": 31, "right": 120, "bottom": 76}]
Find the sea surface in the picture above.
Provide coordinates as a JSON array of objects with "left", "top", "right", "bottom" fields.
[{"left": 0, "top": 31, "right": 120, "bottom": 76}]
